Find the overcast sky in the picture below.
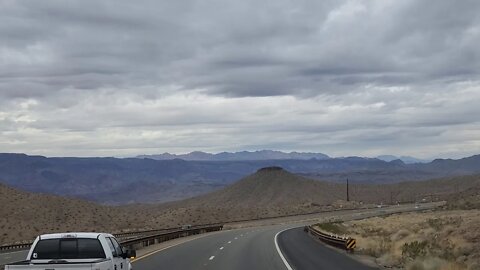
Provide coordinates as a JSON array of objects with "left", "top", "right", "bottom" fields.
[{"left": 1, "top": 0, "right": 479, "bottom": 159}]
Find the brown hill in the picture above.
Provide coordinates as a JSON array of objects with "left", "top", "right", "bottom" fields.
[
  {"left": 144, "top": 168, "right": 480, "bottom": 221},
  {"left": 174, "top": 167, "right": 480, "bottom": 207},
  {"left": 182, "top": 167, "right": 345, "bottom": 207},
  {"left": 0, "top": 182, "right": 141, "bottom": 245},
  {"left": 2, "top": 169, "right": 480, "bottom": 245},
  {"left": 447, "top": 184, "right": 480, "bottom": 209}
]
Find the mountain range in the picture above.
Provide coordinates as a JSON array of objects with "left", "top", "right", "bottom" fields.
[
  {"left": 1, "top": 153, "right": 480, "bottom": 204},
  {"left": 376, "top": 155, "right": 430, "bottom": 164},
  {"left": 137, "top": 150, "right": 430, "bottom": 164},
  {"left": 136, "top": 150, "right": 330, "bottom": 161}
]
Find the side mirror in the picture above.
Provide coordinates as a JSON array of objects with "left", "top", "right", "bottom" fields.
[{"left": 122, "top": 249, "right": 136, "bottom": 260}]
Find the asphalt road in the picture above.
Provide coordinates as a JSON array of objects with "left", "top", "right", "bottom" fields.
[
  {"left": 132, "top": 225, "right": 290, "bottom": 270},
  {"left": 0, "top": 250, "right": 28, "bottom": 268},
  {"left": 132, "top": 224, "right": 377, "bottom": 270},
  {"left": 278, "top": 227, "right": 376, "bottom": 270}
]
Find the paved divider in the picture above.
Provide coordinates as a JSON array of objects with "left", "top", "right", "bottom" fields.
[
  {"left": 305, "top": 225, "right": 356, "bottom": 252},
  {"left": 0, "top": 224, "right": 223, "bottom": 253}
]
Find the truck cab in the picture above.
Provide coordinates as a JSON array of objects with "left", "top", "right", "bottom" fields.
[{"left": 6, "top": 232, "right": 136, "bottom": 270}]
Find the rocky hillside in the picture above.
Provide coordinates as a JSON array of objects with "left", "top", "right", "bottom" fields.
[{"left": 0, "top": 182, "right": 134, "bottom": 245}]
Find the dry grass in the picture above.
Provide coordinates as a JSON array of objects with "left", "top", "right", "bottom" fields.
[{"left": 340, "top": 210, "right": 480, "bottom": 270}]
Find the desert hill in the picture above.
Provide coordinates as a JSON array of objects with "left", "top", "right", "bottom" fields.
[
  {"left": 143, "top": 168, "right": 480, "bottom": 221},
  {"left": 447, "top": 183, "right": 480, "bottom": 210},
  {"left": 2, "top": 169, "right": 480, "bottom": 246},
  {"left": 0, "top": 182, "right": 138, "bottom": 245},
  {"left": 0, "top": 182, "right": 199, "bottom": 245},
  {"left": 181, "top": 167, "right": 345, "bottom": 208}
]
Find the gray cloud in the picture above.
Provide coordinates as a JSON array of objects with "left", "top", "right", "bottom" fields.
[{"left": 0, "top": 0, "right": 479, "bottom": 158}]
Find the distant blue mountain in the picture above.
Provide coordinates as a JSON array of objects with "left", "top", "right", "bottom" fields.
[
  {"left": 376, "top": 155, "right": 430, "bottom": 164},
  {"left": 137, "top": 150, "right": 330, "bottom": 161},
  {"left": 1, "top": 153, "right": 479, "bottom": 205}
]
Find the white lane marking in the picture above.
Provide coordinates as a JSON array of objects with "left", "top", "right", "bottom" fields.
[
  {"left": 274, "top": 228, "right": 294, "bottom": 270},
  {"left": 220, "top": 247, "right": 224, "bottom": 250},
  {"left": 209, "top": 256, "right": 215, "bottom": 260},
  {"left": 234, "top": 237, "right": 238, "bottom": 240},
  {"left": 228, "top": 241, "right": 232, "bottom": 244}
]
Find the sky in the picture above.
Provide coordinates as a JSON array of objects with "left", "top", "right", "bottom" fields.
[{"left": 1, "top": 0, "right": 479, "bottom": 159}]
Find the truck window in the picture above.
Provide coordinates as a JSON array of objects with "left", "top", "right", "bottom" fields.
[
  {"left": 32, "top": 238, "right": 106, "bottom": 259},
  {"left": 60, "top": 239, "right": 77, "bottom": 259},
  {"left": 107, "top": 237, "right": 123, "bottom": 257},
  {"left": 106, "top": 237, "right": 117, "bottom": 257},
  {"left": 77, "top": 239, "right": 107, "bottom": 258},
  {"left": 32, "top": 239, "right": 59, "bottom": 259}
]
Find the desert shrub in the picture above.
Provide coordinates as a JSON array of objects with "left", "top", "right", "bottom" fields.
[
  {"left": 439, "top": 240, "right": 456, "bottom": 261},
  {"left": 427, "top": 218, "right": 444, "bottom": 230},
  {"left": 402, "top": 241, "right": 428, "bottom": 260},
  {"left": 391, "top": 229, "right": 411, "bottom": 241},
  {"left": 362, "top": 237, "right": 392, "bottom": 257}
]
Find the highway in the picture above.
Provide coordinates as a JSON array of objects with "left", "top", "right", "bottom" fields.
[
  {"left": 132, "top": 224, "right": 374, "bottom": 270},
  {"left": 133, "top": 225, "right": 289, "bottom": 270}
]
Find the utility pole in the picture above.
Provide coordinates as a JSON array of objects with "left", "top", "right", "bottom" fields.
[{"left": 347, "top": 178, "right": 350, "bottom": 202}]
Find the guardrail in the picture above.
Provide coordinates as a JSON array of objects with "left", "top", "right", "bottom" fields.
[
  {"left": 305, "top": 225, "right": 356, "bottom": 252},
  {"left": 0, "top": 243, "right": 32, "bottom": 253},
  {"left": 121, "top": 224, "right": 223, "bottom": 250},
  {"left": 0, "top": 224, "right": 223, "bottom": 253}
]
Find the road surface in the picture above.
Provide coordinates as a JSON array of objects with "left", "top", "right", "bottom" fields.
[
  {"left": 278, "top": 227, "right": 375, "bottom": 270},
  {"left": 132, "top": 224, "right": 374, "bottom": 270},
  {"left": 0, "top": 250, "right": 28, "bottom": 269}
]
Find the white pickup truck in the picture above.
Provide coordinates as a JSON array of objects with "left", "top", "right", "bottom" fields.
[{"left": 5, "top": 233, "right": 136, "bottom": 270}]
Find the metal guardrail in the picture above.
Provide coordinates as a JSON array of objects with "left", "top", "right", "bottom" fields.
[
  {"left": 121, "top": 224, "right": 223, "bottom": 250},
  {"left": 0, "top": 224, "right": 224, "bottom": 253},
  {"left": 0, "top": 243, "right": 32, "bottom": 253},
  {"left": 305, "top": 225, "right": 356, "bottom": 252}
]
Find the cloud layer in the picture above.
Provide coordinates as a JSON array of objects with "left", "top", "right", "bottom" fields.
[{"left": 1, "top": 0, "right": 480, "bottom": 158}]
